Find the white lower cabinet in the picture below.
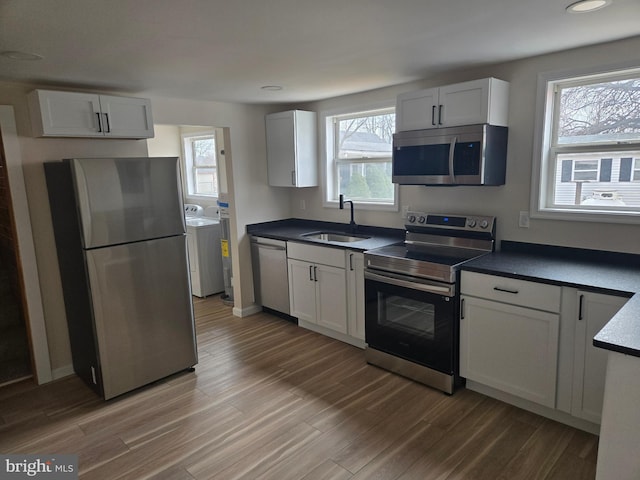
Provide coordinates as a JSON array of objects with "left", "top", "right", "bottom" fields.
[
  {"left": 287, "top": 243, "right": 348, "bottom": 335},
  {"left": 570, "top": 290, "right": 627, "bottom": 424},
  {"left": 460, "top": 271, "right": 561, "bottom": 408},
  {"left": 346, "top": 251, "right": 365, "bottom": 342},
  {"left": 460, "top": 296, "right": 560, "bottom": 408},
  {"left": 461, "top": 270, "right": 630, "bottom": 430}
]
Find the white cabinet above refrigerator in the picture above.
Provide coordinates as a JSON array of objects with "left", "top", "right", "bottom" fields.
[{"left": 28, "top": 89, "right": 154, "bottom": 138}]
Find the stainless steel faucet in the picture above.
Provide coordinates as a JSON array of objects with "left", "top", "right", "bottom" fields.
[{"left": 339, "top": 194, "right": 356, "bottom": 232}]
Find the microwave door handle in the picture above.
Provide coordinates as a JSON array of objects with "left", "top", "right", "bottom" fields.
[{"left": 448, "top": 136, "right": 457, "bottom": 184}]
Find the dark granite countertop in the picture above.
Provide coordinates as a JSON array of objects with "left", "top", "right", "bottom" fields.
[
  {"left": 461, "top": 241, "right": 640, "bottom": 358},
  {"left": 246, "top": 218, "right": 405, "bottom": 252}
]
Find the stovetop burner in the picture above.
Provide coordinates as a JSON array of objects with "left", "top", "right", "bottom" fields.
[{"left": 364, "top": 211, "right": 496, "bottom": 283}]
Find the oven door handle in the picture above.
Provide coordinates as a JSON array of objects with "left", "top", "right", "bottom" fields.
[{"left": 365, "top": 270, "right": 454, "bottom": 296}]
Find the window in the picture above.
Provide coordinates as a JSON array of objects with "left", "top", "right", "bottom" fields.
[
  {"left": 326, "top": 107, "right": 397, "bottom": 207},
  {"left": 182, "top": 133, "right": 218, "bottom": 197},
  {"left": 533, "top": 67, "right": 640, "bottom": 221}
]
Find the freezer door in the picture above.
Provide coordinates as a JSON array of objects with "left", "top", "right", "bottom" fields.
[
  {"left": 85, "top": 235, "right": 197, "bottom": 399},
  {"left": 71, "top": 157, "right": 186, "bottom": 248}
]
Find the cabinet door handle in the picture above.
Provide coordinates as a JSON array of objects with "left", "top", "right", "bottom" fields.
[
  {"left": 96, "top": 112, "right": 102, "bottom": 132},
  {"left": 291, "top": 170, "right": 296, "bottom": 186},
  {"left": 309, "top": 265, "right": 313, "bottom": 281},
  {"left": 438, "top": 105, "right": 444, "bottom": 125},
  {"left": 349, "top": 253, "right": 354, "bottom": 271},
  {"left": 431, "top": 105, "right": 437, "bottom": 126},
  {"left": 103, "top": 113, "right": 111, "bottom": 133},
  {"left": 314, "top": 266, "right": 318, "bottom": 282},
  {"left": 460, "top": 298, "right": 465, "bottom": 320},
  {"left": 493, "top": 286, "right": 519, "bottom": 294},
  {"left": 578, "top": 294, "right": 584, "bottom": 320}
]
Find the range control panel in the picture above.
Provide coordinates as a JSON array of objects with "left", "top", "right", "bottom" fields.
[{"left": 405, "top": 211, "right": 496, "bottom": 232}]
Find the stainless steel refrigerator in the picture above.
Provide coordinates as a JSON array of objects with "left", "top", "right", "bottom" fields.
[{"left": 45, "top": 157, "right": 197, "bottom": 400}]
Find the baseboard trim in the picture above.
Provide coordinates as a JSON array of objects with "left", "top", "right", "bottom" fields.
[
  {"left": 298, "top": 320, "right": 366, "bottom": 349},
  {"left": 466, "top": 380, "right": 600, "bottom": 435},
  {"left": 51, "top": 365, "right": 75, "bottom": 380},
  {"left": 232, "top": 304, "right": 262, "bottom": 318}
]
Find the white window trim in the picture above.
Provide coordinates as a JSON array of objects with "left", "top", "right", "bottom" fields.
[
  {"left": 634, "top": 158, "right": 640, "bottom": 181},
  {"left": 180, "top": 130, "right": 219, "bottom": 200},
  {"left": 530, "top": 62, "right": 640, "bottom": 224},
  {"left": 570, "top": 159, "right": 600, "bottom": 182},
  {"left": 321, "top": 101, "right": 399, "bottom": 212}
]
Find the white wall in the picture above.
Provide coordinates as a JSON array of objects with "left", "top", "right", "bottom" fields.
[
  {"left": 1, "top": 83, "right": 291, "bottom": 375},
  {"left": 142, "top": 96, "right": 292, "bottom": 315},
  {"left": 5, "top": 34, "right": 640, "bottom": 378},
  {"left": 0, "top": 82, "right": 149, "bottom": 374},
  {"left": 292, "top": 36, "right": 640, "bottom": 255}
]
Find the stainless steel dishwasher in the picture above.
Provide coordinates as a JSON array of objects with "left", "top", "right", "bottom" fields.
[{"left": 250, "top": 236, "right": 290, "bottom": 315}]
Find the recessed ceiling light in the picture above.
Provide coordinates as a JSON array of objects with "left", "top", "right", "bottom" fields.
[
  {"left": 1, "top": 51, "right": 43, "bottom": 61},
  {"left": 261, "top": 85, "right": 283, "bottom": 91},
  {"left": 566, "top": 0, "right": 612, "bottom": 13}
]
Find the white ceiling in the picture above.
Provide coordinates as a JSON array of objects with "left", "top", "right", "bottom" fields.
[{"left": 1, "top": 0, "right": 640, "bottom": 104}]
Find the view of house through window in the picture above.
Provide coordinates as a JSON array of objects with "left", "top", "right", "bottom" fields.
[
  {"left": 329, "top": 107, "right": 396, "bottom": 205},
  {"left": 183, "top": 133, "right": 218, "bottom": 197},
  {"left": 538, "top": 69, "right": 640, "bottom": 216}
]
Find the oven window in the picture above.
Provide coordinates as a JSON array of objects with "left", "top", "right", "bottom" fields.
[
  {"left": 378, "top": 294, "right": 435, "bottom": 340},
  {"left": 365, "top": 276, "right": 456, "bottom": 373}
]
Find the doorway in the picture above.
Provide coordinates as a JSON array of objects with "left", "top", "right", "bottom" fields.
[{"left": 0, "top": 127, "right": 32, "bottom": 385}]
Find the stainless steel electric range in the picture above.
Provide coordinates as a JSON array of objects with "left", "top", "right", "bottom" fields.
[{"left": 364, "top": 211, "right": 496, "bottom": 394}]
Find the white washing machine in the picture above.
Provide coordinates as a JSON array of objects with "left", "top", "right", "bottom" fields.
[{"left": 185, "top": 205, "right": 224, "bottom": 297}]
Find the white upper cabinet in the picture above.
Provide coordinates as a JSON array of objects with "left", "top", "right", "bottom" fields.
[
  {"left": 28, "top": 89, "right": 154, "bottom": 139},
  {"left": 396, "top": 77, "right": 510, "bottom": 132},
  {"left": 266, "top": 110, "right": 317, "bottom": 187},
  {"left": 97, "top": 94, "right": 154, "bottom": 138}
]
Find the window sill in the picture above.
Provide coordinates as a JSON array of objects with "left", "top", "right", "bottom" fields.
[
  {"left": 532, "top": 207, "right": 640, "bottom": 225},
  {"left": 324, "top": 200, "right": 399, "bottom": 212}
]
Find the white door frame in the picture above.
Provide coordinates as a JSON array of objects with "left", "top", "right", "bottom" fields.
[{"left": 1, "top": 106, "right": 52, "bottom": 384}]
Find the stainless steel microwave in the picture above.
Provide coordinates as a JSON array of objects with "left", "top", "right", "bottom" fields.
[{"left": 392, "top": 124, "right": 508, "bottom": 186}]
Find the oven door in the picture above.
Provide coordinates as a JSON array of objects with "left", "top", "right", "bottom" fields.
[{"left": 364, "top": 269, "right": 457, "bottom": 374}]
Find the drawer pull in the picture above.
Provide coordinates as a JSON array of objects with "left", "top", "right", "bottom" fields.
[{"left": 494, "top": 286, "right": 519, "bottom": 294}]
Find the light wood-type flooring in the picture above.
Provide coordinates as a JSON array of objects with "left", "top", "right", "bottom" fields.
[{"left": 0, "top": 295, "right": 598, "bottom": 479}]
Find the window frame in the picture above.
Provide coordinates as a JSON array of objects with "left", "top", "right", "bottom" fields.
[
  {"left": 531, "top": 64, "right": 640, "bottom": 224},
  {"left": 322, "top": 103, "right": 399, "bottom": 211},
  {"left": 570, "top": 159, "right": 600, "bottom": 182},
  {"left": 181, "top": 131, "right": 219, "bottom": 199}
]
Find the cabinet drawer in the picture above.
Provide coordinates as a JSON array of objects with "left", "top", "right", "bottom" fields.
[
  {"left": 287, "top": 242, "right": 345, "bottom": 268},
  {"left": 461, "top": 271, "right": 561, "bottom": 313}
]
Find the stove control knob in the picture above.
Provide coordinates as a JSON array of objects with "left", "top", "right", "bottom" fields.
[
  {"left": 418, "top": 216, "right": 426, "bottom": 224},
  {"left": 407, "top": 215, "right": 416, "bottom": 223},
  {"left": 480, "top": 220, "right": 489, "bottom": 229},
  {"left": 467, "top": 219, "right": 477, "bottom": 228}
]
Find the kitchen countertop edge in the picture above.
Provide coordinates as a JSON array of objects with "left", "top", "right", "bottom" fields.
[
  {"left": 247, "top": 218, "right": 405, "bottom": 252},
  {"left": 461, "top": 241, "right": 640, "bottom": 358}
]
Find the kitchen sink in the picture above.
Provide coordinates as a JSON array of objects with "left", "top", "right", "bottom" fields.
[{"left": 302, "top": 231, "right": 371, "bottom": 243}]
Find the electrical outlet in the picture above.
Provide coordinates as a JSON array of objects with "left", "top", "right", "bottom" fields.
[
  {"left": 519, "top": 211, "right": 530, "bottom": 228},
  {"left": 300, "top": 199, "right": 306, "bottom": 210},
  {"left": 402, "top": 205, "right": 410, "bottom": 218}
]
